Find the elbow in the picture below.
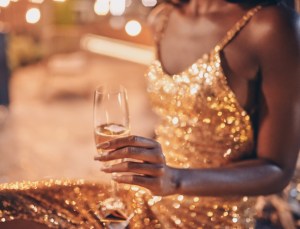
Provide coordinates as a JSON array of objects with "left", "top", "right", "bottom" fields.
[
  {"left": 268, "top": 177, "right": 290, "bottom": 195},
  {"left": 262, "top": 164, "right": 294, "bottom": 195},
  {"left": 276, "top": 171, "right": 294, "bottom": 193}
]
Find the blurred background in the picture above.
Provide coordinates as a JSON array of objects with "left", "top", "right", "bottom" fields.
[
  {"left": 0, "top": 0, "right": 160, "bottom": 183},
  {"left": 0, "top": 0, "right": 299, "bottom": 227}
]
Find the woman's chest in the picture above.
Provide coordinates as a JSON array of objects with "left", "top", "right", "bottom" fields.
[{"left": 159, "top": 20, "right": 260, "bottom": 112}]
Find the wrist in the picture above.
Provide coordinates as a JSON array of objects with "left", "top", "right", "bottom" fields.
[{"left": 170, "top": 167, "right": 182, "bottom": 195}]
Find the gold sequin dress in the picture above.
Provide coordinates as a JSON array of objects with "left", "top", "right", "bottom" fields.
[{"left": 0, "top": 6, "right": 261, "bottom": 229}]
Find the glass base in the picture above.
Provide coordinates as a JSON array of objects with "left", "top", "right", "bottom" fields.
[
  {"left": 97, "top": 197, "right": 133, "bottom": 228},
  {"left": 100, "top": 209, "right": 128, "bottom": 223}
]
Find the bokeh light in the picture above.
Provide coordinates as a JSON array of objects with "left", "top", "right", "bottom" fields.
[
  {"left": 110, "top": 0, "right": 125, "bottom": 16},
  {"left": 26, "top": 7, "right": 41, "bottom": 24},
  {"left": 125, "top": 20, "right": 142, "bottom": 37},
  {"left": 142, "top": 0, "right": 157, "bottom": 7},
  {"left": 29, "top": 0, "right": 44, "bottom": 3},
  {"left": 0, "top": 0, "right": 10, "bottom": 8},
  {"left": 94, "top": 0, "right": 109, "bottom": 16}
]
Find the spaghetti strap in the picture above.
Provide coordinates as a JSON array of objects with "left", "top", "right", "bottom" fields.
[
  {"left": 151, "top": 4, "right": 173, "bottom": 43},
  {"left": 214, "top": 5, "right": 262, "bottom": 52},
  {"left": 149, "top": 4, "right": 174, "bottom": 59}
]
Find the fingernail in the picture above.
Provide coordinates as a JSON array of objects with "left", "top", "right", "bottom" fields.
[
  {"left": 112, "top": 173, "right": 120, "bottom": 179},
  {"left": 112, "top": 177, "right": 118, "bottom": 181},
  {"left": 94, "top": 152, "right": 109, "bottom": 160},
  {"left": 101, "top": 152, "right": 109, "bottom": 157},
  {"left": 94, "top": 156, "right": 101, "bottom": 160},
  {"left": 101, "top": 165, "right": 111, "bottom": 171},
  {"left": 96, "top": 141, "right": 110, "bottom": 149}
]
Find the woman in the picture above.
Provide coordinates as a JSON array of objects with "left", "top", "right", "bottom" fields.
[
  {"left": 94, "top": 0, "right": 300, "bottom": 227},
  {"left": 0, "top": 0, "right": 299, "bottom": 228}
]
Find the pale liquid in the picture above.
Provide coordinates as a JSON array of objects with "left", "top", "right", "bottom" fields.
[{"left": 95, "top": 123, "right": 130, "bottom": 154}]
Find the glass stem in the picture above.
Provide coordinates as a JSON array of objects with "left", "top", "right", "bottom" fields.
[
  {"left": 111, "top": 175, "right": 119, "bottom": 196},
  {"left": 111, "top": 158, "right": 122, "bottom": 197}
]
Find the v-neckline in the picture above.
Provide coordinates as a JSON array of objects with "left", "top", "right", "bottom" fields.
[
  {"left": 155, "top": 5, "right": 262, "bottom": 79},
  {"left": 156, "top": 51, "right": 212, "bottom": 77},
  {"left": 153, "top": 4, "right": 262, "bottom": 119},
  {"left": 153, "top": 50, "right": 252, "bottom": 120}
]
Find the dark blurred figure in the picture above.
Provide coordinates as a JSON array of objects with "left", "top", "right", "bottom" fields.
[{"left": 0, "top": 32, "right": 10, "bottom": 107}]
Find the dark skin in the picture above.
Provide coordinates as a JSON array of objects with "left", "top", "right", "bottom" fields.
[{"left": 95, "top": 0, "right": 300, "bottom": 197}]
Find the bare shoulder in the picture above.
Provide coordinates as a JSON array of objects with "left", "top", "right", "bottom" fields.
[
  {"left": 249, "top": 4, "right": 300, "bottom": 48},
  {"left": 147, "top": 3, "right": 173, "bottom": 32},
  {"left": 246, "top": 4, "right": 300, "bottom": 82}
]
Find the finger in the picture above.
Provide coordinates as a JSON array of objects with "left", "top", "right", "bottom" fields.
[
  {"left": 102, "top": 161, "right": 164, "bottom": 177},
  {"left": 97, "top": 135, "right": 159, "bottom": 150},
  {"left": 95, "top": 147, "right": 165, "bottom": 163},
  {"left": 113, "top": 175, "right": 158, "bottom": 189}
]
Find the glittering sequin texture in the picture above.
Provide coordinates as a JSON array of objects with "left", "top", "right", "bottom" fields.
[
  {"left": 148, "top": 52, "right": 254, "bottom": 168},
  {"left": 0, "top": 6, "right": 261, "bottom": 229},
  {"left": 142, "top": 6, "right": 262, "bottom": 228},
  {"left": 145, "top": 51, "right": 256, "bottom": 228}
]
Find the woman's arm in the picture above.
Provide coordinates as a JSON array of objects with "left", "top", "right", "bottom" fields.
[
  {"left": 177, "top": 6, "right": 300, "bottom": 197},
  {"left": 95, "top": 6, "right": 300, "bottom": 197}
]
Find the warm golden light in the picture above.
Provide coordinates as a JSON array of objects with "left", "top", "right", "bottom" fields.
[
  {"left": 0, "top": 0, "right": 10, "bottom": 8},
  {"left": 142, "top": 0, "right": 157, "bottom": 7},
  {"left": 29, "top": 0, "right": 44, "bottom": 3},
  {"left": 80, "top": 34, "right": 155, "bottom": 65},
  {"left": 94, "top": 0, "right": 109, "bottom": 16},
  {"left": 26, "top": 8, "right": 41, "bottom": 24},
  {"left": 110, "top": 0, "right": 125, "bottom": 16},
  {"left": 53, "top": 0, "right": 65, "bottom": 2},
  {"left": 125, "top": 20, "right": 142, "bottom": 37}
]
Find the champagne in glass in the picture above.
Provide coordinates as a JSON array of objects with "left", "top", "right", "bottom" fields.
[
  {"left": 94, "top": 85, "right": 131, "bottom": 224},
  {"left": 95, "top": 123, "right": 130, "bottom": 151}
]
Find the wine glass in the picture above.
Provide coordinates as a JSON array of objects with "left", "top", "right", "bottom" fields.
[{"left": 93, "top": 84, "right": 131, "bottom": 225}]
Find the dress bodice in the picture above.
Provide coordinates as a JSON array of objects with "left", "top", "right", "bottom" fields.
[
  {"left": 142, "top": 51, "right": 258, "bottom": 228},
  {"left": 146, "top": 5, "right": 262, "bottom": 170},
  {"left": 146, "top": 51, "right": 254, "bottom": 169}
]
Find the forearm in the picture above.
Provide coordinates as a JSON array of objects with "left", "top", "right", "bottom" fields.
[
  {"left": 95, "top": 135, "right": 297, "bottom": 197},
  {"left": 174, "top": 159, "right": 290, "bottom": 196}
]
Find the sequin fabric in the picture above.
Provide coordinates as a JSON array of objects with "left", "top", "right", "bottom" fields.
[
  {"left": 144, "top": 5, "right": 262, "bottom": 228},
  {"left": 0, "top": 180, "right": 159, "bottom": 228},
  {"left": 145, "top": 53, "right": 256, "bottom": 229},
  {"left": 0, "top": 6, "right": 261, "bottom": 229},
  {"left": 148, "top": 51, "right": 254, "bottom": 168}
]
